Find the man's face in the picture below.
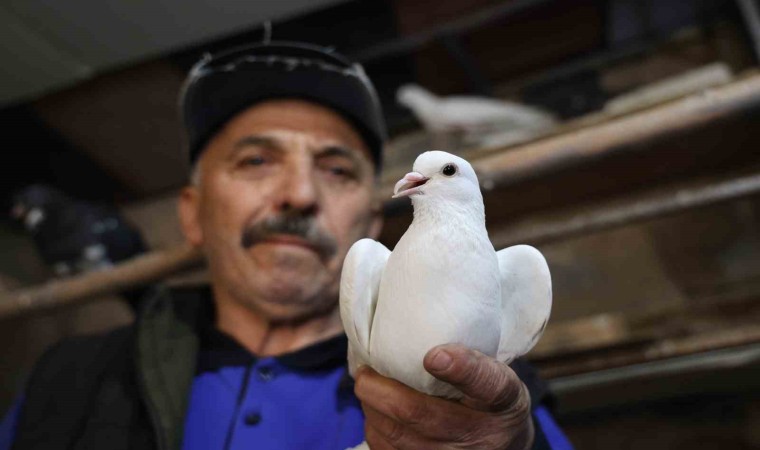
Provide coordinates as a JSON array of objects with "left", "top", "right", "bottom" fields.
[{"left": 179, "top": 99, "right": 382, "bottom": 321}]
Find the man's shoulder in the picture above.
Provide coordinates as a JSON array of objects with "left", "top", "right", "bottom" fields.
[
  {"left": 31, "top": 284, "right": 210, "bottom": 374},
  {"left": 48, "top": 325, "right": 135, "bottom": 357},
  {"left": 27, "top": 325, "right": 137, "bottom": 390},
  {"left": 30, "top": 284, "right": 206, "bottom": 372}
]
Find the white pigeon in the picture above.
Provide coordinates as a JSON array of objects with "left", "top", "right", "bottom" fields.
[
  {"left": 340, "top": 150, "right": 552, "bottom": 403},
  {"left": 396, "top": 84, "right": 556, "bottom": 141}
]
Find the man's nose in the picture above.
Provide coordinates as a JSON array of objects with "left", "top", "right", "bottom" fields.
[{"left": 277, "top": 165, "right": 320, "bottom": 213}]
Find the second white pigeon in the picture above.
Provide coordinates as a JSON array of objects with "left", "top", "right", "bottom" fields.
[
  {"left": 396, "top": 84, "right": 557, "bottom": 133},
  {"left": 340, "top": 150, "right": 552, "bottom": 400}
]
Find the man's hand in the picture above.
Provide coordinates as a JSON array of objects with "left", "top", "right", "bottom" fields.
[{"left": 353, "top": 344, "right": 534, "bottom": 449}]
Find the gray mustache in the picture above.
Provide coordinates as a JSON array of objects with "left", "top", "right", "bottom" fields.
[{"left": 241, "top": 213, "right": 337, "bottom": 259}]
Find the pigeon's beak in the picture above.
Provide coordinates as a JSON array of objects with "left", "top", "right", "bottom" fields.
[{"left": 393, "top": 172, "right": 429, "bottom": 198}]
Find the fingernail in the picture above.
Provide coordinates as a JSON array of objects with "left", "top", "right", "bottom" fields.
[{"left": 429, "top": 350, "right": 452, "bottom": 372}]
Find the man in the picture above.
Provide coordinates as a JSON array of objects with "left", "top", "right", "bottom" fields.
[{"left": 1, "top": 42, "right": 572, "bottom": 449}]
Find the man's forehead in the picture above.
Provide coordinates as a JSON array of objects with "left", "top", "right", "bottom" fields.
[{"left": 216, "top": 99, "right": 373, "bottom": 158}]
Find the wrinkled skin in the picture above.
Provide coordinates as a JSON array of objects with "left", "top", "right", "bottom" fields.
[
  {"left": 179, "top": 100, "right": 382, "bottom": 330},
  {"left": 356, "top": 344, "right": 534, "bottom": 450}
]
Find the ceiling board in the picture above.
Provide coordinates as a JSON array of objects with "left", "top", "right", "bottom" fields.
[{"left": 2, "top": 0, "right": 348, "bottom": 105}]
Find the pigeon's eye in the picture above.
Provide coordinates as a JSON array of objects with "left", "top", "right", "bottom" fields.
[{"left": 442, "top": 164, "right": 457, "bottom": 177}]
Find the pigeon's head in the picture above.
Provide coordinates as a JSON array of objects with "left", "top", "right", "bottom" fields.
[
  {"left": 396, "top": 84, "right": 437, "bottom": 111},
  {"left": 10, "top": 184, "right": 67, "bottom": 231},
  {"left": 393, "top": 151, "right": 481, "bottom": 205}
]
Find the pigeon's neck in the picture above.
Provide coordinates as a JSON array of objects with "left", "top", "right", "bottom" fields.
[{"left": 411, "top": 198, "right": 486, "bottom": 232}]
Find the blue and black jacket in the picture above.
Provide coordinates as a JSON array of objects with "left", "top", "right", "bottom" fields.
[{"left": 1, "top": 286, "right": 572, "bottom": 450}]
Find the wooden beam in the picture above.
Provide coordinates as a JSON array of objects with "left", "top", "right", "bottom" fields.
[
  {"left": 5, "top": 76, "right": 760, "bottom": 321},
  {"left": 379, "top": 73, "right": 760, "bottom": 207},
  {"left": 0, "top": 245, "right": 202, "bottom": 321},
  {"left": 491, "top": 170, "right": 760, "bottom": 248},
  {"left": 532, "top": 291, "right": 760, "bottom": 378},
  {"left": 537, "top": 324, "right": 760, "bottom": 379}
]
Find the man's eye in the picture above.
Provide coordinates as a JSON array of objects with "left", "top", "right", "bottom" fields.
[
  {"left": 243, "top": 156, "right": 266, "bottom": 166},
  {"left": 325, "top": 165, "right": 356, "bottom": 179}
]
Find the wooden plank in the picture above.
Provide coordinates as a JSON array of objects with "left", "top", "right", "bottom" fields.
[
  {"left": 378, "top": 73, "right": 760, "bottom": 205},
  {"left": 491, "top": 170, "right": 760, "bottom": 248},
  {"left": 0, "top": 245, "right": 202, "bottom": 321},
  {"left": 532, "top": 291, "right": 760, "bottom": 377},
  {"left": 536, "top": 324, "right": 760, "bottom": 379}
]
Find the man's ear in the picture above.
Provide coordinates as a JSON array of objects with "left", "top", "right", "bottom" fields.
[
  {"left": 178, "top": 186, "right": 203, "bottom": 246},
  {"left": 367, "top": 199, "right": 384, "bottom": 240}
]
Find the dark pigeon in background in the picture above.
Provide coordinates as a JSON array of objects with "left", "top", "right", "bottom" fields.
[{"left": 10, "top": 184, "right": 149, "bottom": 310}]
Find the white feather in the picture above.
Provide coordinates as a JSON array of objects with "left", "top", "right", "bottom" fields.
[
  {"left": 340, "top": 151, "right": 553, "bottom": 448},
  {"left": 495, "top": 245, "right": 552, "bottom": 362},
  {"left": 340, "top": 239, "right": 390, "bottom": 377}
]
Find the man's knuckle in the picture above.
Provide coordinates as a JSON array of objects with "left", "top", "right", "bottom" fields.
[
  {"left": 385, "top": 419, "right": 407, "bottom": 445},
  {"left": 490, "top": 385, "right": 516, "bottom": 410},
  {"left": 452, "top": 356, "right": 487, "bottom": 393},
  {"left": 454, "top": 426, "right": 484, "bottom": 445},
  {"left": 512, "top": 383, "right": 532, "bottom": 418},
  {"left": 460, "top": 355, "right": 485, "bottom": 385},
  {"left": 490, "top": 374, "right": 526, "bottom": 412},
  {"left": 460, "top": 423, "right": 509, "bottom": 450},
  {"left": 365, "top": 425, "right": 391, "bottom": 450},
  {"left": 394, "top": 400, "right": 427, "bottom": 425},
  {"left": 473, "top": 435, "right": 501, "bottom": 449}
]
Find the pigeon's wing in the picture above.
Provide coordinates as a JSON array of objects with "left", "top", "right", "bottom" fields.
[
  {"left": 495, "top": 245, "right": 552, "bottom": 363},
  {"left": 339, "top": 238, "right": 391, "bottom": 377}
]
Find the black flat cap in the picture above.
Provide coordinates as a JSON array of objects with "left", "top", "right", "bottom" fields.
[{"left": 180, "top": 41, "right": 387, "bottom": 170}]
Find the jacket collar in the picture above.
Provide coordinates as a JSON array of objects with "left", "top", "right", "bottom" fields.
[
  {"left": 134, "top": 285, "right": 351, "bottom": 450},
  {"left": 135, "top": 286, "right": 202, "bottom": 450},
  {"left": 198, "top": 321, "right": 349, "bottom": 372}
]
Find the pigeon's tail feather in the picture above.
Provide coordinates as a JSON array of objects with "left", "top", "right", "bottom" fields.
[
  {"left": 496, "top": 245, "right": 552, "bottom": 362},
  {"left": 339, "top": 238, "right": 391, "bottom": 376},
  {"left": 396, "top": 84, "right": 441, "bottom": 129},
  {"left": 396, "top": 84, "right": 438, "bottom": 110}
]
